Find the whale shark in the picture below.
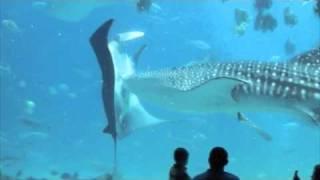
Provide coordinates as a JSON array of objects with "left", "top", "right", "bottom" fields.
[
  {"left": 125, "top": 50, "right": 320, "bottom": 126},
  {"left": 90, "top": 19, "right": 320, "bottom": 146}
]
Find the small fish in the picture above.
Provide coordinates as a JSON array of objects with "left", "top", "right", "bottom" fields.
[
  {"left": 284, "top": 7, "right": 298, "bottom": 27},
  {"left": 16, "top": 170, "right": 23, "bottom": 177},
  {"left": 188, "top": 40, "right": 211, "bottom": 50},
  {"left": 50, "top": 170, "right": 59, "bottom": 176},
  {"left": 0, "top": 155, "right": 21, "bottom": 163},
  {"left": 302, "top": 0, "right": 312, "bottom": 6},
  {"left": 1, "top": 19, "right": 21, "bottom": 33},
  {"left": 36, "top": 0, "right": 140, "bottom": 22},
  {"left": 0, "top": 64, "right": 11, "bottom": 73},
  {"left": 151, "top": 3, "right": 162, "bottom": 13},
  {"left": 283, "top": 122, "right": 299, "bottom": 128},
  {"left": 31, "top": 1, "right": 48, "bottom": 10},
  {"left": 19, "top": 117, "right": 43, "bottom": 129},
  {"left": 19, "top": 131, "right": 48, "bottom": 139},
  {"left": 285, "top": 39, "right": 296, "bottom": 55},
  {"left": 58, "top": 83, "right": 70, "bottom": 91},
  {"left": 0, "top": 135, "right": 8, "bottom": 143},
  {"left": 136, "top": 0, "right": 152, "bottom": 12},
  {"left": 24, "top": 100, "right": 36, "bottom": 115}
]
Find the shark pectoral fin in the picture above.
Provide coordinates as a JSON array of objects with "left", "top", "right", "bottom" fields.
[
  {"left": 236, "top": 112, "right": 272, "bottom": 141},
  {"left": 232, "top": 85, "right": 242, "bottom": 102},
  {"left": 314, "top": 108, "right": 320, "bottom": 122},
  {"left": 237, "top": 112, "right": 246, "bottom": 122},
  {"left": 229, "top": 80, "right": 251, "bottom": 102},
  {"left": 308, "top": 108, "right": 320, "bottom": 126},
  {"left": 250, "top": 125, "right": 273, "bottom": 141},
  {"left": 295, "top": 106, "right": 320, "bottom": 126}
]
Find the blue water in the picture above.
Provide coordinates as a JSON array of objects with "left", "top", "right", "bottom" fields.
[{"left": 0, "top": 1, "right": 319, "bottom": 180}]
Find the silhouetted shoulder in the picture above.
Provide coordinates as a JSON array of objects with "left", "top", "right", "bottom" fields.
[
  {"left": 224, "top": 172, "right": 240, "bottom": 180},
  {"left": 193, "top": 171, "right": 239, "bottom": 180},
  {"left": 192, "top": 171, "right": 208, "bottom": 180},
  {"left": 169, "top": 165, "right": 189, "bottom": 179}
]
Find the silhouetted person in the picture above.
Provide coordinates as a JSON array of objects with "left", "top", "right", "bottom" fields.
[
  {"left": 193, "top": 147, "right": 239, "bottom": 180},
  {"left": 293, "top": 170, "right": 300, "bottom": 180},
  {"left": 169, "top": 147, "right": 191, "bottom": 180},
  {"left": 312, "top": 164, "right": 320, "bottom": 180}
]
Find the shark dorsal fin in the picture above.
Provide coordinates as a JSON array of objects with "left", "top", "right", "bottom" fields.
[{"left": 290, "top": 47, "right": 320, "bottom": 66}]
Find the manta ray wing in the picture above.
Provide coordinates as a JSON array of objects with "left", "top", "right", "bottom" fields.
[{"left": 90, "top": 19, "right": 117, "bottom": 138}]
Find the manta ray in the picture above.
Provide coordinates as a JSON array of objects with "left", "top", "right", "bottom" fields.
[
  {"left": 90, "top": 20, "right": 320, "bottom": 145},
  {"left": 90, "top": 19, "right": 163, "bottom": 178}
]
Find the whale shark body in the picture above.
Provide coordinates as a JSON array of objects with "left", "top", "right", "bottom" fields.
[
  {"left": 90, "top": 20, "right": 320, "bottom": 144},
  {"left": 125, "top": 56, "right": 320, "bottom": 125}
]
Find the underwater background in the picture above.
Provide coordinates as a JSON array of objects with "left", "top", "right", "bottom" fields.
[{"left": 0, "top": 0, "right": 319, "bottom": 180}]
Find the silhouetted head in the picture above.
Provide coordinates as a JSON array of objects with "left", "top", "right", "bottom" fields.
[
  {"left": 312, "top": 164, "right": 320, "bottom": 180},
  {"left": 208, "top": 147, "right": 229, "bottom": 170},
  {"left": 174, "top": 147, "right": 189, "bottom": 166}
]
